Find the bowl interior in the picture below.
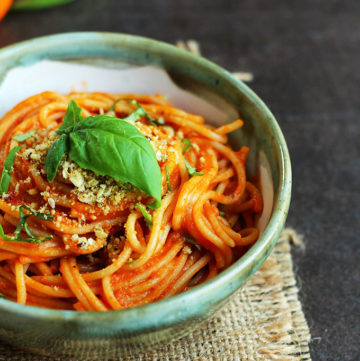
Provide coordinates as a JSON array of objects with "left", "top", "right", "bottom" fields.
[{"left": 0, "top": 32, "right": 291, "bottom": 342}]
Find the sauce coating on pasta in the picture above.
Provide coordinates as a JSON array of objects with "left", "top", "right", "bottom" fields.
[{"left": 0, "top": 91, "right": 262, "bottom": 311}]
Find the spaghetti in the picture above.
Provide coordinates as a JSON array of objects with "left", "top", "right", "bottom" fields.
[{"left": 0, "top": 91, "right": 263, "bottom": 311}]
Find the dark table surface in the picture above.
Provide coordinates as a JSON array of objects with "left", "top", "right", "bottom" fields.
[{"left": 0, "top": 1, "right": 359, "bottom": 360}]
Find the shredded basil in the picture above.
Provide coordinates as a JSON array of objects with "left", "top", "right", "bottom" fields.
[
  {"left": 108, "top": 98, "right": 172, "bottom": 128},
  {"left": 45, "top": 100, "right": 162, "bottom": 207},
  {"left": 108, "top": 98, "right": 153, "bottom": 122},
  {"left": 0, "top": 293, "right": 4, "bottom": 299},
  {"left": 165, "top": 165, "right": 171, "bottom": 191},
  {"left": 126, "top": 258, "right": 134, "bottom": 264},
  {"left": 219, "top": 210, "right": 226, "bottom": 217},
  {"left": 184, "top": 159, "right": 204, "bottom": 177},
  {"left": 184, "top": 236, "right": 201, "bottom": 251},
  {"left": 0, "top": 146, "right": 21, "bottom": 195},
  {"left": 181, "top": 138, "right": 193, "bottom": 153},
  {"left": 136, "top": 203, "right": 153, "bottom": 230},
  {"left": 12, "top": 130, "right": 36, "bottom": 142},
  {"left": 0, "top": 206, "right": 54, "bottom": 244}
]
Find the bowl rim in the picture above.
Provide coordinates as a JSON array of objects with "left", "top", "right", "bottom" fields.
[{"left": 0, "top": 32, "right": 291, "bottom": 331}]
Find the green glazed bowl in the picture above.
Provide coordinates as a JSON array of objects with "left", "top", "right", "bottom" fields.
[{"left": 0, "top": 32, "right": 291, "bottom": 359}]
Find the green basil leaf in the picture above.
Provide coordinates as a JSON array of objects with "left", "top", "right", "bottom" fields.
[
  {"left": 108, "top": 98, "right": 167, "bottom": 126},
  {"left": 123, "top": 107, "right": 149, "bottom": 123},
  {"left": 184, "top": 159, "right": 204, "bottom": 177},
  {"left": 0, "top": 293, "right": 4, "bottom": 299},
  {"left": 181, "top": 138, "right": 193, "bottom": 153},
  {"left": 108, "top": 98, "right": 151, "bottom": 121},
  {"left": 184, "top": 236, "right": 202, "bottom": 250},
  {"left": 20, "top": 205, "right": 55, "bottom": 222},
  {"left": 0, "top": 225, "right": 15, "bottom": 242},
  {"left": 136, "top": 203, "right": 153, "bottom": 230},
  {"left": 45, "top": 134, "right": 69, "bottom": 183},
  {"left": 0, "top": 146, "right": 21, "bottom": 194},
  {"left": 12, "top": 129, "right": 36, "bottom": 142},
  {"left": 69, "top": 115, "right": 162, "bottom": 202},
  {"left": 148, "top": 199, "right": 161, "bottom": 210},
  {"left": 0, "top": 206, "right": 54, "bottom": 244},
  {"left": 165, "top": 164, "right": 171, "bottom": 191},
  {"left": 57, "top": 100, "right": 83, "bottom": 135}
]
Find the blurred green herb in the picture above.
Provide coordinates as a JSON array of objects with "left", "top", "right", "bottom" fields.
[
  {"left": 0, "top": 206, "right": 54, "bottom": 243},
  {"left": 11, "top": 0, "right": 74, "bottom": 11},
  {"left": 165, "top": 165, "right": 171, "bottom": 191},
  {"left": 136, "top": 203, "right": 153, "bottom": 230},
  {"left": 184, "top": 159, "right": 204, "bottom": 177},
  {"left": 12, "top": 129, "right": 36, "bottom": 142},
  {"left": 184, "top": 236, "right": 201, "bottom": 250},
  {"left": 181, "top": 138, "right": 193, "bottom": 153}
]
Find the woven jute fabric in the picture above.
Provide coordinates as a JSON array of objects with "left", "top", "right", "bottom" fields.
[{"left": 0, "top": 228, "right": 311, "bottom": 361}]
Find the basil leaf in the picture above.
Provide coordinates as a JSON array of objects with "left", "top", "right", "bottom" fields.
[
  {"left": 0, "top": 146, "right": 21, "bottom": 194},
  {"left": 123, "top": 107, "right": 149, "bottom": 123},
  {"left": 57, "top": 100, "right": 83, "bottom": 135},
  {"left": 181, "top": 138, "right": 193, "bottom": 153},
  {"left": 0, "top": 293, "right": 4, "bottom": 299},
  {"left": 12, "top": 130, "right": 36, "bottom": 142},
  {"left": 136, "top": 203, "right": 153, "bottom": 230},
  {"left": 165, "top": 164, "right": 171, "bottom": 191},
  {"left": 69, "top": 115, "right": 161, "bottom": 202},
  {"left": 184, "top": 159, "right": 204, "bottom": 177},
  {"left": 219, "top": 210, "right": 226, "bottom": 217},
  {"left": 108, "top": 98, "right": 151, "bottom": 122},
  {"left": 0, "top": 206, "right": 54, "bottom": 244},
  {"left": 148, "top": 199, "right": 161, "bottom": 210},
  {"left": 108, "top": 98, "right": 167, "bottom": 126},
  {"left": 0, "top": 225, "right": 15, "bottom": 242},
  {"left": 20, "top": 205, "right": 55, "bottom": 221},
  {"left": 184, "top": 236, "right": 201, "bottom": 250},
  {"left": 45, "top": 134, "right": 69, "bottom": 183}
]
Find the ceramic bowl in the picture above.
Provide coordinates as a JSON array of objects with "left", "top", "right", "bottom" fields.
[{"left": 0, "top": 32, "right": 291, "bottom": 359}]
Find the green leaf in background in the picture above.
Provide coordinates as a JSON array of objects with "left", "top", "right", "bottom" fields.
[
  {"left": 11, "top": 0, "right": 74, "bottom": 11},
  {"left": 0, "top": 146, "right": 21, "bottom": 194}
]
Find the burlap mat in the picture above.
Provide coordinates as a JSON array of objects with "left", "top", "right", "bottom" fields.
[{"left": 0, "top": 228, "right": 311, "bottom": 361}]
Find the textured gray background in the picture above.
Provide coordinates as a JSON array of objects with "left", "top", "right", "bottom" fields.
[{"left": 0, "top": 1, "right": 359, "bottom": 360}]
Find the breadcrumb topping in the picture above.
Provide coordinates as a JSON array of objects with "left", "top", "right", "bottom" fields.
[{"left": 20, "top": 122, "right": 173, "bottom": 208}]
